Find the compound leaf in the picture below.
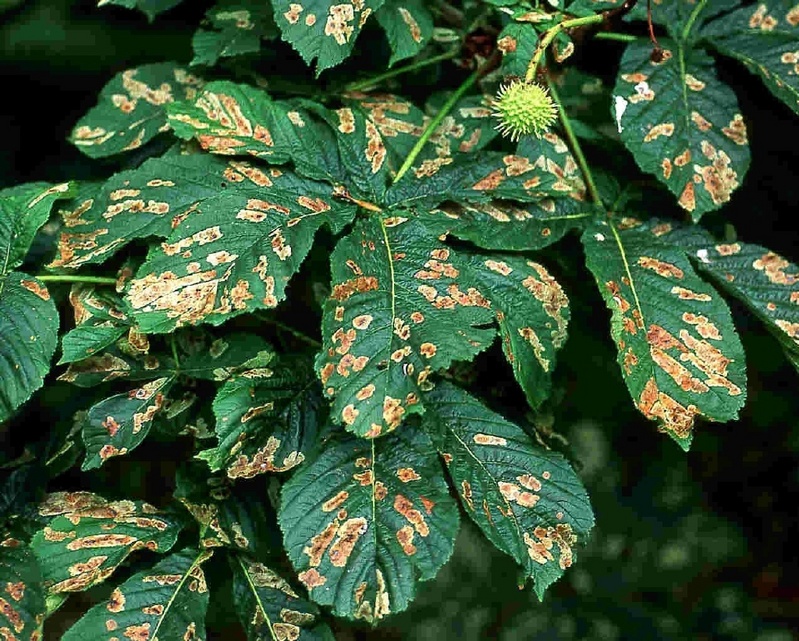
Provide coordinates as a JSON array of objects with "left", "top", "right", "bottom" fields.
[
  {"left": 279, "top": 423, "right": 459, "bottom": 622},
  {"left": 32, "top": 492, "right": 182, "bottom": 592},
  {"left": 703, "top": 0, "right": 799, "bottom": 115},
  {"left": 199, "top": 354, "right": 325, "bottom": 479},
  {"left": 581, "top": 219, "right": 747, "bottom": 448},
  {"left": 61, "top": 547, "right": 211, "bottom": 641},
  {"left": 0, "top": 542, "right": 45, "bottom": 641},
  {"left": 125, "top": 170, "right": 355, "bottom": 333},
  {"left": 613, "top": 39, "right": 750, "bottom": 220},
  {"left": 271, "top": 0, "right": 386, "bottom": 74},
  {"left": 80, "top": 377, "right": 173, "bottom": 470},
  {"left": 230, "top": 554, "right": 335, "bottom": 641},
  {"left": 191, "top": 0, "right": 278, "bottom": 66},
  {"left": 422, "top": 382, "right": 594, "bottom": 599},
  {"left": 375, "top": 0, "right": 433, "bottom": 66},
  {"left": 317, "top": 216, "right": 495, "bottom": 438},
  {"left": 1, "top": 182, "right": 73, "bottom": 422},
  {"left": 70, "top": 63, "right": 203, "bottom": 157}
]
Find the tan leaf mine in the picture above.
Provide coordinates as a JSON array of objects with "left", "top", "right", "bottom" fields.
[
  {"left": 693, "top": 141, "right": 739, "bottom": 205},
  {"left": 399, "top": 7, "right": 422, "bottom": 43},
  {"left": 324, "top": 4, "right": 356, "bottom": 45},
  {"left": 523, "top": 524, "right": 576, "bottom": 569}
]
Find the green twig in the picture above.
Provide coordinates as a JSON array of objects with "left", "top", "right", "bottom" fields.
[
  {"left": 682, "top": 0, "right": 708, "bottom": 40},
  {"left": 261, "top": 316, "right": 321, "bottom": 348},
  {"left": 35, "top": 274, "right": 117, "bottom": 285},
  {"left": 594, "top": 31, "right": 639, "bottom": 43},
  {"left": 526, "top": 14, "right": 605, "bottom": 83},
  {"left": 393, "top": 65, "right": 483, "bottom": 184},
  {"left": 547, "top": 81, "right": 602, "bottom": 207},
  {"left": 345, "top": 49, "right": 459, "bottom": 92}
]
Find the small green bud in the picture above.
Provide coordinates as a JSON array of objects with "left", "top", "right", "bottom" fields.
[{"left": 492, "top": 80, "right": 558, "bottom": 142}]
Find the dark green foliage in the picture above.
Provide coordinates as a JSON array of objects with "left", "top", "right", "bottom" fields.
[{"left": 1, "top": 0, "right": 798, "bottom": 638}]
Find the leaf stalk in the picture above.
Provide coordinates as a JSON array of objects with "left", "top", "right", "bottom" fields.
[
  {"left": 35, "top": 274, "right": 117, "bottom": 285},
  {"left": 345, "top": 49, "right": 459, "bottom": 93},
  {"left": 546, "top": 80, "right": 602, "bottom": 206}
]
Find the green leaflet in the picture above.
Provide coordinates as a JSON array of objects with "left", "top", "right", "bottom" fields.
[
  {"left": 191, "top": 0, "right": 278, "bottom": 67},
  {"left": 49, "top": 153, "right": 288, "bottom": 269},
  {"left": 97, "top": 0, "right": 184, "bottom": 20},
  {"left": 80, "top": 376, "right": 173, "bottom": 470},
  {"left": 271, "top": 0, "right": 387, "bottom": 74},
  {"left": 59, "top": 286, "right": 132, "bottom": 364},
  {"left": 422, "top": 382, "right": 594, "bottom": 599},
  {"left": 613, "top": 39, "right": 750, "bottom": 220},
  {"left": 61, "top": 547, "right": 211, "bottom": 641},
  {"left": 317, "top": 216, "right": 495, "bottom": 438},
  {"left": 230, "top": 554, "right": 335, "bottom": 641},
  {"left": 496, "top": 22, "right": 539, "bottom": 77},
  {"left": 385, "top": 133, "right": 587, "bottom": 208},
  {"left": 375, "top": 0, "right": 433, "bottom": 67},
  {"left": 455, "top": 252, "right": 570, "bottom": 408},
  {"left": 199, "top": 355, "right": 325, "bottom": 479},
  {"left": 60, "top": 331, "right": 271, "bottom": 387},
  {"left": 417, "top": 199, "right": 595, "bottom": 252},
  {"left": 702, "top": 0, "right": 799, "bottom": 115},
  {"left": 0, "top": 274, "right": 60, "bottom": 424},
  {"left": 344, "top": 93, "right": 497, "bottom": 177},
  {"left": 69, "top": 63, "right": 203, "bottom": 158},
  {"left": 645, "top": 220, "right": 799, "bottom": 375},
  {"left": 279, "top": 423, "right": 460, "bottom": 622},
  {"left": 175, "top": 463, "right": 280, "bottom": 558},
  {"left": 167, "top": 82, "right": 345, "bottom": 183},
  {"left": 409, "top": 132, "right": 598, "bottom": 251},
  {"left": 32, "top": 492, "right": 183, "bottom": 592},
  {"left": 1, "top": 182, "right": 74, "bottom": 423},
  {"left": 300, "top": 102, "right": 392, "bottom": 201},
  {"left": 0, "top": 542, "right": 45, "bottom": 640},
  {"left": 581, "top": 219, "right": 747, "bottom": 449},
  {"left": 125, "top": 172, "right": 356, "bottom": 333}
]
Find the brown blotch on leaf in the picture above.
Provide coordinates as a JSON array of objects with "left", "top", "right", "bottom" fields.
[
  {"left": 19, "top": 279, "right": 50, "bottom": 301},
  {"left": 637, "top": 256, "right": 684, "bottom": 279},
  {"left": 331, "top": 276, "right": 378, "bottom": 301},
  {"left": 396, "top": 467, "right": 421, "bottom": 482},
  {"left": 322, "top": 491, "right": 349, "bottom": 513},
  {"left": 394, "top": 495, "right": 429, "bottom": 536},
  {"left": 753, "top": 252, "right": 798, "bottom": 285},
  {"left": 107, "top": 587, "right": 126, "bottom": 612},
  {"left": 637, "top": 377, "right": 699, "bottom": 438},
  {"left": 328, "top": 518, "right": 368, "bottom": 567},
  {"left": 671, "top": 286, "right": 711, "bottom": 302}
]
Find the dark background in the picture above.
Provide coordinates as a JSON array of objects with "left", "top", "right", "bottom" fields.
[{"left": 1, "top": 1, "right": 798, "bottom": 638}]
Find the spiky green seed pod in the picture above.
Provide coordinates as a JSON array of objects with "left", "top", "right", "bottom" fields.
[{"left": 492, "top": 80, "right": 558, "bottom": 142}]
